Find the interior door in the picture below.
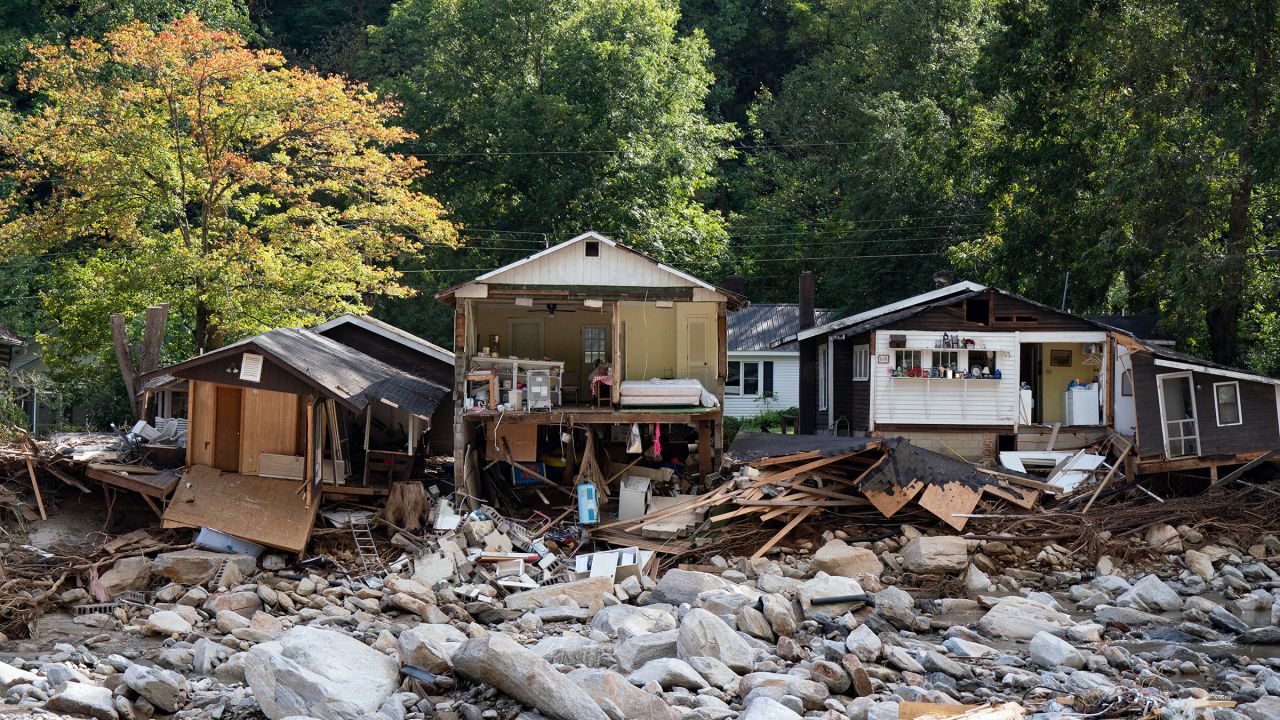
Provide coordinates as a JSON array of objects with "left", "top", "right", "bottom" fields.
[
  {"left": 684, "top": 316, "right": 711, "bottom": 387},
  {"left": 509, "top": 320, "right": 542, "bottom": 359},
  {"left": 1158, "top": 373, "right": 1199, "bottom": 458},
  {"left": 213, "top": 386, "right": 242, "bottom": 472}
]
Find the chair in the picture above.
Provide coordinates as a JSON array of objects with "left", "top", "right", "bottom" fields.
[{"left": 560, "top": 370, "right": 580, "bottom": 405}]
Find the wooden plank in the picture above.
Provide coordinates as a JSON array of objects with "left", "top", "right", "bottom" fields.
[
  {"left": 697, "top": 421, "right": 712, "bottom": 477},
  {"left": 239, "top": 388, "right": 300, "bottom": 475},
  {"left": 973, "top": 467, "right": 1054, "bottom": 491},
  {"left": 188, "top": 380, "right": 216, "bottom": 467},
  {"left": 748, "top": 450, "right": 822, "bottom": 467},
  {"left": 85, "top": 466, "right": 177, "bottom": 499},
  {"left": 162, "top": 465, "right": 320, "bottom": 553},
  {"left": 213, "top": 385, "right": 242, "bottom": 471},
  {"left": 485, "top": 422, "right": 538, "bottom": 463},
  {"left": 25, "top": 457, "right": 46, "bottom": 521},
  {"left": 979, "top": 483, "right": 1039, "bottom": 510},
  {"left": 1211, "top": 447, "right": 1280, "bottom": 488},
  {"left": 1082, "top": 443, "right": 1133, "bottom": 512},
  {"left": 863, "top": 478, "right": 924, "bottom": 518},
  {"left": 259, "top": 453, "right": 305, "bottom": 480},
  {"left": 750, "top": 506, "right": 815, "bottom": 559},
  {"left": 898, "top": 703, "right": 982, "bottom": 720},
  {"left": 917, "top": 481, "right": 983, "bottom": 531}
]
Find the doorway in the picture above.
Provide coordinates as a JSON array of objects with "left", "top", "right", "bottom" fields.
[
  {"left": 1019, "top": 344, "right": 1042, "bottom": 423},
  {"left": 508, "top": 319, "right": 543, "bottom": 359},
  {"left": 213, "top": 386, "right": 242, "bottom": 472},
  {"left": 1157, "top": 372, "right": 1199, "bottom": 459},
  {"left": 683, "top": 316, "right": 712, "bottom": 388}
]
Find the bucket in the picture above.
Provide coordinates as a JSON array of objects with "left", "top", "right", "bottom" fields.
[{"left": 576, "top": 483, "right": 599, "bottom": 525}]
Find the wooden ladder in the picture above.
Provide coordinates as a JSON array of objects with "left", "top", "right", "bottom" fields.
[{"left": 350, "top": 518, "right": 386, "bottom": 578}]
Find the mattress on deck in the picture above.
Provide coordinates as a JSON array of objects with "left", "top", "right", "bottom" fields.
[
  {"left": 618, "top": 378, "right": 718, "bottom": 407},
  {"left": 618, "top": 394, "right": 698, "bottom": 406}
]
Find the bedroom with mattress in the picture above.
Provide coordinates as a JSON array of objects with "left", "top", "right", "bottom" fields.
[{"left": 617, "top": 378, "right": 720, "bottom": 408}]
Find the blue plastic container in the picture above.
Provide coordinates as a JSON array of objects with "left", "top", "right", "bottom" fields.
[{"left": 577, "top": 483, "right": 599, "bottom": 525}]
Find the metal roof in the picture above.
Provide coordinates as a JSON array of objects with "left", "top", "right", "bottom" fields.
[
  {"left": 157, "top": 327, "right": 449, "bottom": 417},
  {"left": 728, "top": 304, "right": 837, "bottom": 352},
  {"left": 312, "top": 313, "right": 454, "bottom": 365}
]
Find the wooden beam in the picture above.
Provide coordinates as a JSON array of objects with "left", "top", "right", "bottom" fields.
[
  {"left": 110, "top": 313, "right": 139, "bottom": 419},
  {"left": 750, "top": 506, "right": 815, "bottom": 559},
  {"left": 697, "top": 421, "right": 712, "bottom": 477},
  {"left": 1083, "top": 443, "right": 1132, "bottom": 512},
  {"left": 25, "top": 456, "right": 46, "bottom": 520},
  {"left": 1212, "top": 448, "right": 1280, "bottom": 487}
]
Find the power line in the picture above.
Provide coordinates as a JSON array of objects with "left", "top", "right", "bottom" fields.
[{"left": 408, "top": 140, "right": 887, "bottom": 159}]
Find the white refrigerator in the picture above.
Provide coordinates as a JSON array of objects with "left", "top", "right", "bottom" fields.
[{"left": 1063, "top": 386, "right": 1100, "bottom": 426}]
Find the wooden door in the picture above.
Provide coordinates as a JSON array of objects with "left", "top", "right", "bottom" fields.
[
  {"left": 213, "top": 386, "right": 242, "bottom": 472},
  {"left": 684, "top": 316, "right": 712, "bottom": 388}
]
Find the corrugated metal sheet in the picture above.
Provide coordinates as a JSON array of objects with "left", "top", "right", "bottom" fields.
[{"left": 728, "top": 304, "right": 837, "bottom": 352}]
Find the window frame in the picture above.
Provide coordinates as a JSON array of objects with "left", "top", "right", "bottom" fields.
[
  {"left": 893, "top": 349, "right": 923, "bottom": 372},
  {"left": 1213, "top": 380, "right": 1243, "bottom": 427},
  {"left": 726, "top": 360, "right": 742, "bottom": 396},
  {"left": 582, "top": 325, "right": 608, "bottom": 366},
  {"left": 743, "top": 362, "right": 760, "bottom": 396},
  {"left": 818, "top": 343, "right": 828, "bottom": 411},
  {"left": 1120, "top": 369, "right": 1133, "bottom": 397},
  {"left": 852, "top": 344, "right": 870, "bottom": 381}
]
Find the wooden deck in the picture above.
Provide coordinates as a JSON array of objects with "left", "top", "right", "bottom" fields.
[{"left": 462, "top": 404, "right": 720, "bottom": 425}]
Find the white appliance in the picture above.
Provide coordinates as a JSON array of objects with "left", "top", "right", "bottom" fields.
[
  {"left": 1019, "top": 388, "right": 1034, "bottom": 424},
  {"left": 1063, "top": 385, "right": 1100, "bottom": 426},
  {"left": 527, "top": 370, "right": 552, "bottom": 410}
]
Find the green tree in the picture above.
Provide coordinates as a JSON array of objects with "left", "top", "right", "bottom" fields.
[
  {"left": 366, "top": 0, "right": 736, "bottom": 262},
  {"left": 731, "top": 0, "right": 994, "bottom": 311},
  {"left": 0, "top": 16, "right": 455, "bottom": 389}
]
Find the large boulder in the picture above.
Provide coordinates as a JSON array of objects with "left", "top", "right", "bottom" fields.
[
  {"left": 978, "top": 598, "right": 1075, "bottom": 640},
  {"left": 123, "top": 664, "right": 189, "bottom": 713},
  {"left": 615, "top": 630, "right": 677, "bottom": 673},
  {"left": 47, "top": 683, "right": 118, "bottom": 720},
  {"left": 900, "top": 537, "right": 969, "bottom": 574},
  {"left": 504, "top": 577, "right": 614, "bottom": 611},
  {"left": 98, "top": 557, "right": 152, "bottom": 598},
  {"left": 1029, "top": 631, "right": 1085, "bottom": 669},
  {"left": 568, "top": 668, "right": 676, "bottom": 720},
  {"left": 675, "top": 608, "right": 754, "bottom": 673},
  {"left": 1183, "top": 549, "right": 1216, "bottom": 582},
  {"left": 1115, "top": 574, "right": 1182, "bottom": 613},
  {"left": 796, "top": 574, "right": 865, "bottom": 619},
  {"left": 243, "top": 626, "right": 399, "bottom": 720},
  {"left": 811, "top": 540, "right": 883, "bottom": 578},
  {"left": 651, "top": 569, "right": 748, "bottom": 606},
  {"left": 397, "top": 626, "right": 454, "bottom": 674},
  {"left": 739, "top": 696, "right": 803, "bottom": 720},
  {"left": 591, "top": 605, "right": 676, "bottom": 636},
  {"left": 152, "top": 549, "right": 256, "bottom": 585},
  {"left": 452, "top": 632, "right": 608, "bottom": 720},
  {"left": 143, "top": 610, "right": 193, "bottom": 637},
  {"left": 627, "top": 658, "right": 708, "bottom": 690}
]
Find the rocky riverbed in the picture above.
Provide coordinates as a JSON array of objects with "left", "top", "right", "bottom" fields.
[{"left": 5, "top": 522, "right": 1280, "bottom": 720}]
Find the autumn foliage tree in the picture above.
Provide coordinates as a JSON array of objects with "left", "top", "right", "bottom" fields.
[{"left": 0, "top": 15, "right": 454, "bottom": 380}]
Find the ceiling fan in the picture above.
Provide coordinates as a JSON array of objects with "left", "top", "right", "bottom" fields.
[{"left": 532, "top": 303, "right": 577, "bottom": 318}]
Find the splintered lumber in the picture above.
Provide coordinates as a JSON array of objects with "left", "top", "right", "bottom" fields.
[
  {"left": 1082, "top": 442, "right": 1133, "bottom": 512},
  {"left": 863, "top": 478, "right": 924, "bottom": 518},
  {"left": 25, "top": 457, "right": 47, "bottom": 521},
  {"left": 917, "top": 480, "right": 984, "bottom": 531},
  {"left": 750, "top": 505, "right": 816, "bottom": 559}
]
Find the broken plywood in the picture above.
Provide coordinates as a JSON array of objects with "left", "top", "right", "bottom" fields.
[
  {"left": 916, "top": 480, "right": 983, "bottom": 531},
  {"left": 162, "top": 464, "right": 320, "bottom": 553},
  {"left": 863, "top": 478, "right": 924, "bottom": 518}
]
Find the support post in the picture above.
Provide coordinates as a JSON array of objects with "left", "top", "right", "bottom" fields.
[{"left": 698, "top": 420, "right": 712, "bottom": 477}]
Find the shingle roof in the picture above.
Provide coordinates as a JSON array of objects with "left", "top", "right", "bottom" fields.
[
  {"left": 1087, "top": 315, "right": 1171, "bottom": 342},
  {"left": 0, "top": 324, "right": 23, "bottom": 346},
  {"left": 312, "top": 314, "right": 454, "bottom": 365},
  {"left": 158, "top": 327, "right": 449, "bottom": 417},
  {"left": 728, "top": 304, "right": 838, "bottom": 352}
]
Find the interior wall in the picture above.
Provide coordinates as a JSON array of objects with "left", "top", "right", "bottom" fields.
[
  {"left": 473, "top": 303, "right": 614, "bottom": 381},
  {"left": 1039, "top": 342, "right": 1097, "bottom": 422},
  {"left": 619, "top": 301, "right": 678, "bottom": 380},
  {"left": 188, "top": 380, "right": 217, "bottom": 467}
]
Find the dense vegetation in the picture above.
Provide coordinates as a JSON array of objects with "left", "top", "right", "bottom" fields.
[{"left": 0, "top": 0, "right": 1277, "bottom": 425}]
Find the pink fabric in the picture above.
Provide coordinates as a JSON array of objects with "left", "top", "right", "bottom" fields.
[{"left": 653, "top": 423, "right": 662, "bottom": 456}]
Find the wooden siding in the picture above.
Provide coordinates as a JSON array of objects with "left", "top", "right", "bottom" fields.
[
  {"left": 188, "top": 380, "right": 217, "bottom": 467},
  {"left": 176, "top": 350, "right": 316, "bottom": 397},
  {"left": 871, "top": 330, "right": 1020, "bottom": 427},
  {"left": 1133, "top": 350, "right": 1280, "bottom": 459},
  {"left": 834, "top": 332, "right": 872, "bottom": 432},
  {"left": 239, "top": 389, "right": 301, "bottom": 475},
  {"left": 483, "top": 240, "right": 698, "bottom": 289},
  {"left": 893, "top": 293, "right": 1103, "bottom": 333},
  {"left": 798, "top": 337, "right": 818, "bottom": 434}
]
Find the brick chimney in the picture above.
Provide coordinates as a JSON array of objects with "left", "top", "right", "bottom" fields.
[
  {"left": 722, "top": 275, "right": 747, "bottom": 297},
  {"left": 799, "top": 271, "right": 815, "bottom": 330}
]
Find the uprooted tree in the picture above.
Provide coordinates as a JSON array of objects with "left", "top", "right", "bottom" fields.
[{"left": 0, "top": 15, "right": 456, "bottom": 393}]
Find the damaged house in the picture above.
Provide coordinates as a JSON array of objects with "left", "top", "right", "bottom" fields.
[
  {"left": 148, "top": 326, "right": 449, "bottom": 553},
  {"left": 790, "top": 279, "right": 1280, "bottom": 479},
  {"left": 436, "top": 231, "right": 747, "bottom": 503}
]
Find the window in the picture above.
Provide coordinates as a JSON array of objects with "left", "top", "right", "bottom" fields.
[
  {"left": 584, "top": 241, "right": 600, "bottom": 257},
  {"left": 933, "top": 350, "right": 959, "bottom": 373},
  {"left": 1214, "top": 381, "right": 1242, "bottom": 426},
  {"left": 727, "top": 361, "right": 742, "bottom": 395},
  {"left": 818, "top": 343, "right": 828, "bottom": 410},
  {"left": 852, "top": 345, "right": 870, "bottom": 381},
  {"left": 728, "top": 360, "right": 771, "bottom": 397},
  {"left": 893, "top": 349, "right": 922, "bottom": 373},
  {"left": 583, "top": 326, "right": 608, "bottom": 365},
  {"left": 1121, "top": 369, "right": 1133, "bottom": 397},
  {"left": 969, "top": 350, "right": 998, "bottom": 375}
]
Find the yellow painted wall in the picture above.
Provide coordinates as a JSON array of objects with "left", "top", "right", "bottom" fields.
[
  {"left": 472, "top": 303, "right": 613, "bottom": 381},
  {"left": 1040, "top": 342, "right": 1098, "bottom": 423},
  {"left": 619, "top": 301, "right": 678, "bottom": 379}
]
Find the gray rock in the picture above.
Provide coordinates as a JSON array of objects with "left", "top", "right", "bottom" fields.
[
  {"left": 1209, "top": 606, "right": 1251, "bottom": 635},
  {"left": 1028, "top": 631, "right": 1085, "bottom": 669},
  {"left": 243, "top": 626, "right": 399, "bottom": 720},
  {"left": 398, "top": 626, "right": 453, "bottom": 674},
  {"left": 811, "top": 540, "right": 883, "bottom": 578},
  {"left": 978, "top": 598, "right": 1074, "bottom": 639},
  {"left": 1093, "top": 605, "right": 1170, "bottom": 627},
  {"left": 123, "top": 664, "right": 188, "bottom": 713},
  {"left": 47, "top": 682, "right": 118, "bottom": 720},
  {"left": 797, "top": 575, "right": 865, "bottom": 619},
  {"left": 652, "top": 570, "right": 752, "bottom": 607},
  {"left": 453, "top": 632, "right": 608, "bottom": 720},
  {"left": 845, "top": 624, "right": 882, "bottom": 662},
  {"left": 736, "top": 606, "right": 774, "bottom": 641},
  {"left": 760, "top": 594, "right": 797, "bottom": 638},
  {"left": 676, "top": 608, "right": 754, "bottom": 673},
  {"left": 1115, "top": 574, "right": 1182, "bottom": 613},
  {"left": 685, "top": 656, "right": 738, "bottom": 689},
  {"left": 739, "top": 673, "right": 829, "bottom": 710},
  {"left": 1184, "top": 549, "right": 1216, "bottom": 581},
  {"left": 1240, "top": 696, "right": 1280, "bottom": 720},
  {"left": 591, "top": 605, "right": 675, "bottom": 636},
  {"left": 530, "top": 636, "right": 607, "bottom": 667},
  {"left": 144, "top": 611, "right": 192, "bottom": 637},
  {"left": 152, "top": 549, "right": 256, "bottom": 585},
  {"left": 615, "top": 629, "right": 677, "bottom": 673},
  {"left": 942, "top": 637, "right": 996, "bottom": 658},
  {"left": 738, "top": 696, "right": 803, "bottom": 720},
  {"left": 568, "top": 668, "right": 676, "bottom": 720},
  {"left": 1238, "top": 627, "right": 1280, "bottom": 645},
  {"left": 505, "top": 577, "right": 615, "bottom": 611},
  {"left": 98, "top": 557, "right": 151, "bottom": 598},
  {"left": 901, "top": 536, "right": 969, "bottom": 574},
  {"left": 626, "top": 658, "right": 708, "bottom": 690}
]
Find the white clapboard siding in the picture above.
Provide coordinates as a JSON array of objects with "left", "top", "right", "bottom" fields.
[
  {"left": 725, "top": 353, "right": 800, "bottom": 419},
  {"left": 489, "top": 239, "right": 698, "bottom": 288},
  {"left": 872, "top": 331, "right": 1020, "bottom": 426}
]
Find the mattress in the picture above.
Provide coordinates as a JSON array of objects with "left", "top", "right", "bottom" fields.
[{"left": 618, "top": 379, "right": 719, "bottom": 407}]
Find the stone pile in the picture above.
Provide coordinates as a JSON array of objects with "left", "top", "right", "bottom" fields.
[{"left": 7, "top": 522, "right": 1280, "bottom": 720}]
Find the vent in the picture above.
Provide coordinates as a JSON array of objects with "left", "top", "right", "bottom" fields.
[{"left": 585, "top": 241, "right": 600, "bottom": 257}]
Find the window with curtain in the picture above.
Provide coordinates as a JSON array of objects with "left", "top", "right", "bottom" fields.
[
  {"left": 852, "top": 345, "right": 870, "bottom": 380},
  {"left": 1214, "top": 382, "right": 1242, "bottom": 426}
]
